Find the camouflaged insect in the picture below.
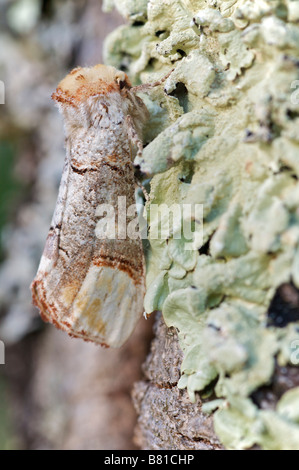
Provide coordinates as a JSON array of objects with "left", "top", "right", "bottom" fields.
[{"left": 31, "top": 65, "right": 148, "bottom": 347}]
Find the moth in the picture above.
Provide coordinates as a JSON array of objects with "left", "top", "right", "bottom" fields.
[{"left": 31, "top": 64, "right": 149, "bottom": 347}]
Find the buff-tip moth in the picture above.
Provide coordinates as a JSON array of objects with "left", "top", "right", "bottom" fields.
[{"left": 31, "top": 64, "right": 149, "bottom": 348}]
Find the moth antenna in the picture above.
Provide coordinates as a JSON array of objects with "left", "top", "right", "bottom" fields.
[
  {"left": 135, "top": 179, "right": 150, "bottom": 202},
  {"left": 131, "top": 68, "right": 174, "bottom": 94}
]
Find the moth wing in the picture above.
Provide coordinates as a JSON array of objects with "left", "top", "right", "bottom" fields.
[
  {"left": 68, "top": 264, "right": 145, "bottom": 347},
  {"left": 32, "top": 255, "right": 145, "bottom": 348}
]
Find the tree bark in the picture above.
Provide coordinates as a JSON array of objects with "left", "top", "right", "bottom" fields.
[{"left": 133, "top": 314, "right": 224, "bottom": 450}]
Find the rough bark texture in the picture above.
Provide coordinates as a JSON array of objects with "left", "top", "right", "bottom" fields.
[{"left": 133, "top": 314, "right": 224, "bottom": 450}]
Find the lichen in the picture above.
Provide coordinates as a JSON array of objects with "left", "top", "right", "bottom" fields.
[{"left": 105, "top": 0, "right": 299, "bottom": 449}]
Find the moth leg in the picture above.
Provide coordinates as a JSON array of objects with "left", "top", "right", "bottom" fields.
[
  {"left": 126, "top": 114, "right": 143, "bottom": 159},
  {"left": 130, "top": 69, "right": 174, "bottom": 93},
  {"left": 136, "top": 179, "right": 149, "bottom": 201},
  {"left": 126, "top": 115, "right": 149, "bottom": 200}
]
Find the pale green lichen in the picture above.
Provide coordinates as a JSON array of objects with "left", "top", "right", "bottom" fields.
[{"left": 105, "top": 0, "right": 299, "bottom": 450}]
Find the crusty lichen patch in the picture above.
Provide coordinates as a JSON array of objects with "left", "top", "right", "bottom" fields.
[{"left": 105, "top": 0, "right": 299, "bottom": 449}]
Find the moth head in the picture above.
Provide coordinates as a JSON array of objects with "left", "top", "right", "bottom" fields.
[
  {"left": 52, "top": 64, "right": 132, "bottom": 107},
  {"left": 114, "top": 70, "right": 131, "bottom": 91}
]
